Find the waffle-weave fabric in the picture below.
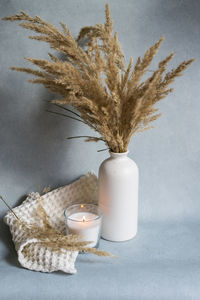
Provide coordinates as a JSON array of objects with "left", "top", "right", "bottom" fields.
[{"left": 4, "top": 172, "right": 98, "bottom": 274}]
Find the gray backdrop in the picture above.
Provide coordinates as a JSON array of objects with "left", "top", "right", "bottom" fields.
[{"left": 0, "top": 1, "right": 200, "bottom": 299}]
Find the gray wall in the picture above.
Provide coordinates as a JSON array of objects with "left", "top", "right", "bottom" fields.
[{"left": 0, "top": 0, "right": 199, "bottom": 223}]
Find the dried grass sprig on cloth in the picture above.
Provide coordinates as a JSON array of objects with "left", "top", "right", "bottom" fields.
[
  {"left": 0, "top": 194, "right": 113, "bottom": 257},
  {"left": 2, "top": 4, "right": 194, "bottom": 152}
]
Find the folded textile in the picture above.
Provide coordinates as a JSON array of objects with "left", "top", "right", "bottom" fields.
[{"left": 4, "top": 172, "right": 98, "bottom": 274}]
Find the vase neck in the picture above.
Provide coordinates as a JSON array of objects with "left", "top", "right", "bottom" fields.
[{"left": 109, "top": 150, "right": 129, "bottom": 159}]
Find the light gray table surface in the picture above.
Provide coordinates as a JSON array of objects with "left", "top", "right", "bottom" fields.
[{"left": 1, "top": 220, "right": 200, "bottom": 300}]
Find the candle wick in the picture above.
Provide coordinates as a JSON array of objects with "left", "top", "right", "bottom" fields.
[{"left": 82, "top": 216, "right": 86, "bottom": 222}]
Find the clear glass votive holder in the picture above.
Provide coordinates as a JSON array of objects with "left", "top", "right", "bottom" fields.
[{"left": 64, "top": 204, "right": 103, "bottom": 248}]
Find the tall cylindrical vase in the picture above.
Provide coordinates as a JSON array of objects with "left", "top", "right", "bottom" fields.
[{"left": 98, "top": 151, "right": 139, "bottom": 242}]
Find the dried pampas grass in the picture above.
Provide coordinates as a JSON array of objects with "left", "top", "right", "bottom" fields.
[{"left": 2, "top": 4, "right": 194, "bottom": 152}]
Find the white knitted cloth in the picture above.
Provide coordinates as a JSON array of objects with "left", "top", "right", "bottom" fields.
[{"left": 4, "top": 172, "right": 98, "bottom": 274}]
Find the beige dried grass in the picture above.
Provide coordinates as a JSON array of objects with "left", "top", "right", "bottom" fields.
[
  {"left": 2, "top": 4, "right": 194, "bottom": 152},
  {"left": 0, "top": 194, "right": 113, "bottom": 257}
]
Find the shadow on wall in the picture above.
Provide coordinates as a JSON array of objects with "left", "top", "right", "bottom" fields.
[{"left": 0, "top": 85, "right": 79, "bottom": 185}]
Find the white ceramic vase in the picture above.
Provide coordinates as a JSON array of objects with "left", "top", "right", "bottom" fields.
[{"left": 98, "top": 151, "right": 139, "bottom": 242}]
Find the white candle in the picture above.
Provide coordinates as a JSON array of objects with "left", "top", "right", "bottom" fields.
[{"left": 66, "top": 212, "right": 101, "bottom": 248}]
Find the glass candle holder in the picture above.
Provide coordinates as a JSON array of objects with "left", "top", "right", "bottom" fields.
[{"left": 64, "top": 204, "right": 102, "bottom": 248}]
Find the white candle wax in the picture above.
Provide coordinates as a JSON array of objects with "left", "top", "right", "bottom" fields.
[{"left": 66, "top": 212, "right": 101, "bottom": 248}]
